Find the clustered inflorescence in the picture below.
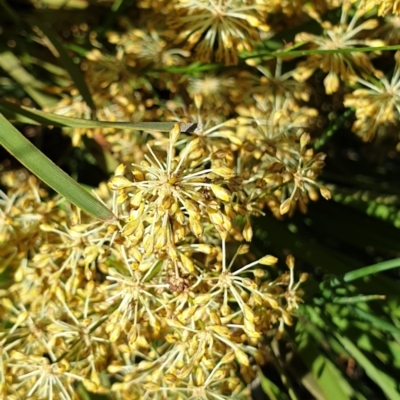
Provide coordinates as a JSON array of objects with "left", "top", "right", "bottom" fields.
[{"left": 0, "top": 0, "right": 399, "bottom": 399}]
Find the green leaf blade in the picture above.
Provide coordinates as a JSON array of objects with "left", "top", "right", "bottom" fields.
[
  {"left": 0, "top": 114, "right": 115, "bottom": 221},
  {"left": 0, "top": 100, "right": 199, "bottom": 133}
]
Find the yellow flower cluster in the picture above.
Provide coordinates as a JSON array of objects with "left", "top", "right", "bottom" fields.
[
  {"left": 0, "top": 164, "right": 307, "bottom": 399},
  {"left": 2, "top": 0, "right": 400, "bottom": 398}
]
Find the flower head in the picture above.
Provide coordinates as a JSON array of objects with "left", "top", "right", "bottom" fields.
[
  {"left": 168, "top": 0, "right": 270, "bottom": 65},
  {"left": 293, "top": 2, "right": 384, "bottom": 93},
  {"left": 344, "top": 51, "right": 400, "bottom": 140}
]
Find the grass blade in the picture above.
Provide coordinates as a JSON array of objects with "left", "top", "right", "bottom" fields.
[
  {"left": 0, "top": 114, "right": 115, "bottom": 221},
  {"left": 343, "top": 259, "right": 400, "bottom": 283},
  {"left": 259, "top": 372, "right": 290, "bottom": 400},
  {"left": 350, "top": 307, "right": 400, "bottom": 337},
  {"left": 0, "top": 100, "right": 200, "bottom": 133},
  {"left": 0, "top": 52, "right": 56, "bottom": 108},
  {"left": 335, "top": 334, "right": 400, "bottom": 400},
  {"left": 241, "top": 44, "right": 400, "bottom": 60},
  {"left": 33, "top": 22, "right": 96, "bottom": 112}
]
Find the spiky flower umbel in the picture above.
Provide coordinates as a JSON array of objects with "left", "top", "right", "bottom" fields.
[
  {"left": 0, "top": 121, "right": 309, "bottom": 399},
  {"left": 4, "top": 0, "right": 399, "bottom": 398}
]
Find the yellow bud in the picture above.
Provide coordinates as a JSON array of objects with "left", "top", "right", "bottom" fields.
[
  {"left": 234, "top": 348, "right": 249, "bottom": 366},
  {"left": 320, "top": 186, "right": 331, "bottom": 200},
  {"left": 172, "top": 220, "right": 185, "bottom": 243},
  {"left": 209, "top": 325, "right": 231, "bottom": 337},
  {"left": 130, "top": 191, "right": 143, "bottom": 209},
  {"left": 245, "top": 15, "right": 260, "bottom": 27},
  {"left": 259, "top": 255, "right": 278, "bottom": 266},
  {"left": 70, "top": 223, "right": 90, "bottom": 233},
  {"left": 300, "top": 272, "right": 308, "bottom": 282},
  {"left": 207, "top": 208, "right": 224, "bottom": 226},
  {"left": 55, "top": 286, "right": 65, "bottom": 303},
  {"left": 195, "top": 366, "right": 205, "bottom": 386},
  {"left": 40, "top": 224, "right": 55, "bottom": 232},
  {"left": 193, "top": 305, "right": 207, "bottom": 321},
  {"left": 178, "top": 364, "right": 193, "bottom": 380},
  {"left": 15, "top": 311, "right": 29, "bottom": 326},
  {"left": 107, "top": 364, "right": 123, "bottom": 374},
  {"left": 179, "top": 305, "right": 197, "bottom": 323},
  {"left": 221, "top": 304, "right": 231, "bottom": 317},
  {"left": 262, "top": 294, "right": 279, "bottom": 308},
  {"left": 196, "top": 244, "right": 214, "bottom": 254},
  {"left": 300, "top": 133, "right": 310, "bottom": 148},
  {"left": 137, "top": 360, "right": 154, "bottom": 371},
  {"left": 324, "top": 72, "right": 339, "bottom": 95},
  {"left": 202, "top": 358, "right": 215, "bottom": 370},
  {"left": 108, "top": 176, "right": 132, "bottom": 190},
  {"left": 209, "top": 311, "right": 221, "bottom": 325},
  {"left": 165, "top": 334, "right": 177, "bottom": 343},
  {"left": 194, "top": 93, "right": 203, "bottom": 109},
  {"left": 170, "top": 123, "right": 181, "bottom": 144},
  {"left": 193, "top": 293, "right": 211, "bottom": 305},
  {"left": 280, "top": 198, "right": 292, "bottom": 215},
  {"left": 180, "top": 253, "right": 195, "bottom": 273},
  {"left": 161, "top": 194, "right": 173, "bottom": 210},
  {"left": 143, "top": 382, "right": 159, "bottom": 391},
  {"left": 211, "top": 184, "right": 231, "bottom": 202},
  {"left": 128, "top": 327, "right": 138, "bottom": 347},
  {"left": 130, "top": 202, "right": 144, "bottom": 220},
  {"left": 132, "top": 169, "right": 145, "bottom": 181},
  {"left": 221, "top": 350, "right": 235, "bottom": 364},
  {"left": 213, "top": 368, "right": 227, "bottom": 381},
  {"left": 122, "top": 219, "right": 140, "bottom": 237},
  {"left": 242, "top": 219, "right": 253, "bottom": 242},
  {"left": 115, "top": 163, "right": 126, "bottom": 176},
  {"left": 244, "top": 318, "right": 260, "bottom": 338},
  {"left": 212, "top": 166, "right": 235, "bottom": 179},
  {"left": 164, "top": 373, "right": 178, "bottom": 385},
  {"left": 185, "top": 199, "right": 200, "bottom": 215},
  {"left": 155, "top": 226, "right": 167, "bottom": 249},
  {"left": 360, "top": 19, "right": 379, "bottom": 30},
  {"left": 253, "top": 268, "right": 265, "bottom": 278},
  {"left": 243, "top": 304, "right": 255, "bottom": 323},
  {"left": 130, "top": 246, "right": 142, "bottom": 262},
  {"left": 109, "top": 324, "right": 121, "bottom": 343},
  {"left": 189, "top": 217, "right": 203, "bottom": 238},
  {"left": 83, "top": 379, "right": 98, "bottom": 392},
  {"left": 175, "top": 208, "right": 186, "bottom": 225},
  {"left": 286, "top": 254, "right": 295, "bottom": 269},
  {"left": 281, "top": 310, "right": 293, "bottom": 326},
  {"left": 187, "top": 30, "right": 202, "bottom": 44},
  {"left": 117, "top": 192, "right": 128, "bottom": 204}
]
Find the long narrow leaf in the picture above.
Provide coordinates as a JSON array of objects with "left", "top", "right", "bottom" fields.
[
  {"left": 351, "top": 307, "right": 400, "bottom": 337},
  {"left": 259, "top": 372, "right": 290, "bottom": 400},
  {"left": 33, "top": 22, "right": 96, "bottom": 111},
  {"left": 0, "top": 114, "right": 115, "bottom": 221},
  {"left": 0, "top": 100, "right": 200, "bottom": 133},
  {"left": 241, "top": 44, "right": 400, "bottom": 60},
  {"left": 0, "top": 52, "right": 56, "bottom": 108},
  {"left": 343, "top": 258, "right": 400, "bottom": 282},
  {"left": 335, "top": 335, "right": 400, "bottom": 400}
]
